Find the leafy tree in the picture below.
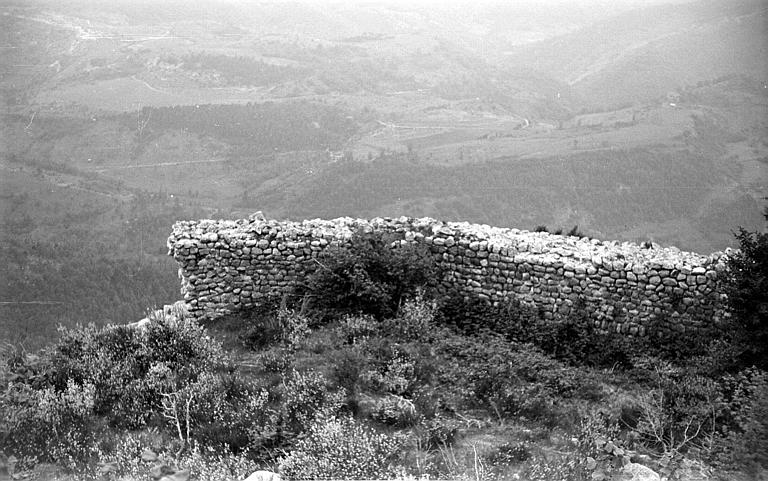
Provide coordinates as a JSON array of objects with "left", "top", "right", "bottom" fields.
[
  {"left": 303, "top": 230, "right": 438, "bottom": 319},
  {"left": 724, "top": 208, "right": 768, "bottom": 369}
]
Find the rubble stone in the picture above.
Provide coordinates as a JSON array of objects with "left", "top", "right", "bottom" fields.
[{"left": 168, "top": 216, "right": 730, "bottom": 335}]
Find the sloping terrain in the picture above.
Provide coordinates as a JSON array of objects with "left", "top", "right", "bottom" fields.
[
  {"left": 0, "top": 0, "right": 766, "bottom": 345},
  {"left": 504, "top": 0, "right": 768, "bottom": 108}
]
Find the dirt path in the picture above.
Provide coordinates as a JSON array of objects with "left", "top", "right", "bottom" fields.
[{"left": 93, "top": 158, "right": 229, "bottom": 172}]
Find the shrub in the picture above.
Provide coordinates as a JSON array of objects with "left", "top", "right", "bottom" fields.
[
  {"left": 716, "top": 367, "right": 768, "bottom": 472},
  {"left": 233, "top": 294, "right": 303, "bottom": 351},
  {"left": 276, "top": 308, "right": 310, "bottom": 348},
  {"left": 0, "top": 378, "right": 97, "bottom": 468},
  {"left": 93, "top": 432, "right": 150, "bottom": 480},
  {"left": 436, "top": 334, "right": 580, "bottom": 421},
  {"left": 417, "top": 415, "right": 460, "bottom": 449},
  {"left": 95, "top": 438, "right": 259, "bottom": 481},
  {"left": 723, "top": 217, "right": 768, "bottom": 370},
  {"left": 486, "top": 441, "right": 531, "bottom": 466},
  {"left": 329, "top": 345, "right": 368, "bottom": 395},
  {"left": 523, "top": 412, "right": 624, "bottom": 481},
  {"left": 239, "top": 316, "right": 283, "bottom": 350},
  {"left": 369, "top": 394, "right": 420, "bottom": 427},
  {"left": 362, "top": 350, "right": 417, "bottom": 396},
  {"left": 360, "top": 339, "right": 438, "bottom": 397},
  {"left": 175, "top": 444, "right": 260, "bottom": 481},
  {"left": 158, "top": 372, "right": 272, "bottom": 452},
  {"left": 278, "top": 415, "right": 402, "bottom": 480},
  {"left": 281, "top": 370, "right": 344, "bottom": 436},
  {"left": 380, "top": 293, "right": 438, "bottom": 342},
  {"left": 632, "top": 358, "right": 721, "bottom": 456},
  {"left": 257, "top": 347, "right": 296, "bottom": 374},
  {"left": 567, "top": 225, "right": 585, "bottom": 237},
  {"left": 49, "top": 317, "right": 226, "bottom": 428},
  {"left": 335, "top": 313, "right": 379, "bottom": 345},
  {"left": 437, "top": 293, "right": 719, "bottom": 369},
  {"left": 303, "top": 229, "right": 439, "bottom": 319}
]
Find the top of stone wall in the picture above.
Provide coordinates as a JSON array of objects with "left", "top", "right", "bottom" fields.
[{"left": 169, "top": 215, "right": 730, "bottom": 272}]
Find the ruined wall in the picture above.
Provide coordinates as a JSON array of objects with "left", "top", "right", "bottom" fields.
[{"left": 168, "top": 216, "right": 730, "bottom": 335}]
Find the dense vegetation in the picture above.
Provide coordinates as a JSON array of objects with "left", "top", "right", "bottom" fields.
[
  {"left": 723, "top": 209, "right": 768, "bottom": 370},
  {"left": 2, "top": 2, "right": 765, "bottom": 476},
  {"left": 1, "top": 223, "right": 766, "bottom": 480}
]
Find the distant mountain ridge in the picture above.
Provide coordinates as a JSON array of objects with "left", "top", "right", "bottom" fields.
[{"left": 504, "top": 0, "right": 768, "bottom": 109}]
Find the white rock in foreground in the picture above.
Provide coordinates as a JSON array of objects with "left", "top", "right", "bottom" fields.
[
  {"left": 622, "top": 462, "right": 661, "bottom": 481},
  {"left": 243, "top": 471, "right": 282, "bottom": 481}
]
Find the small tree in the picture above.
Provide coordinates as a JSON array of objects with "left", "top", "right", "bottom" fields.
[
  {"left": 304, "top": 230, "right": 438, "bottom": 319},
  {"left": 724, "top": 208, "right": 768, "bottom": 369}
]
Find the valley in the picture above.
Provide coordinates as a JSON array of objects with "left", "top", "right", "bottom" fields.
[{"left": 1, "top": 0, "right": 766, "bottom": 345}]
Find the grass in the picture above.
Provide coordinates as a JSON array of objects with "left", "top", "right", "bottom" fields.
[{"left": 1, "top": 290, "right": 765, "bottom": 481}]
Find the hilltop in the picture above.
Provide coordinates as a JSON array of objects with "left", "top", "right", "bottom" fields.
[{"left": 1, "top": 216, "right": 766, "bottom": 480}]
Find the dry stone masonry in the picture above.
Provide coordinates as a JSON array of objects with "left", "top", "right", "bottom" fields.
[{"left": 168, "top": 215, "right": 730, "bottom": 336}]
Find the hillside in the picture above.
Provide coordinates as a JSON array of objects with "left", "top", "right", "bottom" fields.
[
  {"left": 1, "top": 0, "right": 767, "bottom": 346},
  {"left": 1, "top": 222, "right": 766, "bottom": 480},
  {"left": 504, "top": 0, "right": 768, "bottom": 109}
]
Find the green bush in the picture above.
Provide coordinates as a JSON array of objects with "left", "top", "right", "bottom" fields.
[
  {"left": 96, "top": 436, "right": 259, "bottom": 481},
  {"left": 523, "top": 412, "right": 624, "bottom": 481},
  {"left": 281, "top": 369, "right": 344, "bottom": 436},
  {"left": 276, "top": 308, "right": 311, "bottom": 348},
  {"left": 723, "top": 218, "right": 768, "bottom": 370},
  {"left": 330, "top": 345, "right": 368, "bottom": 395},
  {"left": 175, "top": 443, "right": 260, "bottom": 481},
  {"left": 257, "top": 346, "right": 296, "bottom": 373},
  {"left": 631, "top": 358, "right": 721, "bottom": 456},
  {"left": 487, "top": 441, "right": 531, "bottom": 466},
  {"left": 436, "top": 334, "right": 580, "bottom": 421},
  {"left": 239, "top": 316, "right": 283, "bottom": 350},
  {"left": 380, "top": 293, "right": 438, "bottom": 342},
  {"left": 173, "top": 372, "right": 272, "bottom": 451},
  {"left": 303, "top": 229, "right": 439, "bottom": 319},
  {"left": 49, "top": 318, "right": 226, "bottom": 428},
  {"left": 436, "top": 293, "right": 720, "bottom": 369},
  {"left": 335, "top": 314, "right": 379, "bottom": 345},
  {"left": 368, "top": 394, "right": 420, "bottom": 427},
  {"left": 278, "top": 415, "right": 402, "bottom": 480},
  {"left": 361, "top": 340, "right": 437, "bottom": 397},
  {"left": 716, "top": 367, "right": 768, "bottom": 472},
  {"left": 0, "top": 378, "right": 97, "bottom": 468},
  {"left": 417, "top": 415, "right": 460, "bottom": 449},
  {"left": 0, "top": 314, "right": 231, "bottom": 468}
]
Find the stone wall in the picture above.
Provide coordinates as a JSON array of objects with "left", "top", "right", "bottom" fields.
[{"left": 168, "top": 215, "right": 730, "bottom": 335}]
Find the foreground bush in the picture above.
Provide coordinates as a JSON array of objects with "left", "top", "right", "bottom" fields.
[
  {"left": 50, "top": 317, "right": 226, "bottom": 428},
  {"left": 92, "top": 435, "right": 259, "bottom": 481},
  {"left": 278, "top": 415, "right": 402, "bottom": 480},
  {"left": 0, "top": 378, "right": 97, "bottom": 468},
  {"left": 631, "top": 358, "right": 721, "bottom": 455},
  {"left": 0, "top": 314, "right": 235, "bottom": 465},
  {"left": 716, "top": 367, "right": 768, "bottom": 473},
  {"left": 436, "top": 333, "right": 581, "bottom": 422},
  {"left": 281, "top": 369, "right": 345, "bottom": 437}
]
